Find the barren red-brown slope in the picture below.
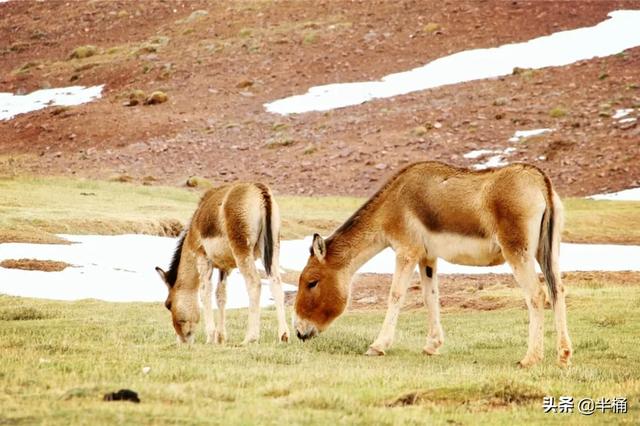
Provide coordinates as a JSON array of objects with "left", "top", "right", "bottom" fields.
[{"left": 1, "top": 1, "right": 638, "bottom": 196}]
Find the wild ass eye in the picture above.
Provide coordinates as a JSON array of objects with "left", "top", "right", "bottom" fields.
[{"left": 307, "top": 280, "right": 319, "bottom": 289}]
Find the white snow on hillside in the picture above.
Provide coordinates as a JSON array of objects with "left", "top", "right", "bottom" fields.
[
  {"left": 589, "top": 188, "right": 640, "bottom": 201},
  {"left": 0, "top": 85, "right": 104, "bottom": 121},
  {"left": 265, "top": 10, "right": 640, "bottom": 114}
]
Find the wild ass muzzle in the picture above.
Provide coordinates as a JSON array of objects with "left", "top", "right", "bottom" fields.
[
  {"left": 156, "top": 182, "right": 290, "bottom": 345},
  {"left": 294, "top": 161, "right": 572, "bottom": 367}
]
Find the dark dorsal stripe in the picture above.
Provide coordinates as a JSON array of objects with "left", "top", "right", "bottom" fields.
[
  {"left": 327, "top": 163, "right": 422, "bottom": 245},
  {"left": 166, "top": 232, "right": 186, "bottom": 287}
]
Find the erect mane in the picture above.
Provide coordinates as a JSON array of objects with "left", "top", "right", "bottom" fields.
[
  {"left": 166, "top": 232, "right": 186, "bottom": 287},
  {"left": 326, "top": 163, "right": 422, "bottom": 246}
]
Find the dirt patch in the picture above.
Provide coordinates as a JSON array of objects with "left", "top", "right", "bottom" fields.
[
  {"left": 0, "top": 258, "right": 72, "bottom": 272},
  {"left": 284, "top": 271, "right": 640, "bottom": 311}
]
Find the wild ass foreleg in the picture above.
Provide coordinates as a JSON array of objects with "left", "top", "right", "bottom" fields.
[
  {"left": 238, "top": 257, "right": 262, "bottom": 345},
  {"left": 214, "top": 270, "right": 228, "bottom": 344},
  {"left": 509, "top": 256, "right": 545, "bottom": 367},
  {"left": 196, "top": 257, "right": 215, "bottom": 344},
  {"left": 419, "top": 258, "right": 444, "bottom": 355},
  {"left": 366, "top": 251, "right": 418, "bottom": 356},
  {"left": 269, "top": 241, "right": 290, "bottom": 342}
]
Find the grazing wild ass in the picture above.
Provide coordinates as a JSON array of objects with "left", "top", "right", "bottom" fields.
[
  {"left": 294, "top": 161, "right": 572, "bottom": 367},
  {"left": 156, "top": 182, "right": 290, "bottom": 345}
]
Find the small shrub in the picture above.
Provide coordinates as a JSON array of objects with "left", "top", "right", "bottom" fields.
[
  {"left": 144, "top": 91, "right": 168, "bottom": 105},
  {"left": 265, "top": 137, "right": 295, "bottom": 148},
  {"left": 303, "top": 144, "right": 317, "bottom": 155},
  {"left": 423, "top": 22, "right": 440, "bottom": 33},
  {"left": 69, "top": 45, "right": 98, "bottom": 60},
  {"left": 0, "top": 307, "right": 48, "bottom": 321},
  {"left": 302, "top": 31, "right": 317, "bottom": 45},
  {"left": 186, "top": 176, "right": 213, "bottom": 189},
  {"left": 412, "top": 126, "right": 428, "bottom": 136},
  {"left": 549, "top": 107, "right": 567, "bottom": 118}
]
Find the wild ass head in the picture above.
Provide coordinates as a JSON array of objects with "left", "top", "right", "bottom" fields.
[
  {"left": 155, "top": 234, "right": 200, "bottom": 344},
  {"left": 294, "top": 233, "right": 349, "bottom": 340}
]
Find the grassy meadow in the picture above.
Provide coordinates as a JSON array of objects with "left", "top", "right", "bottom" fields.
[
  {"left": 1, "top": 176, "right": 639, "bottom": 424},
  {"left": 1, "top": 276, "right": 639, "bottom": 424},
  {"left": 0, "top": 176, "right": 639, "bottom": 244}
]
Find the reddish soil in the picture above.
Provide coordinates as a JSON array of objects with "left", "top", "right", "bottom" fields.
[
  {"left": 284, "top": 271, "right": 640, "bottom": 311},
  {"left": 0, "top": 258, "right": 71, "bottom": 272},
  {"left": 1, "top": 1, "right": 639, "bottom": 196}
]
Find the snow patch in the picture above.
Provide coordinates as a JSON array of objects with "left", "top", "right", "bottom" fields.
[
  {"left": 265, "top": 10, "right": 640, "bottom": 114},
  {"left": 463, "top": 149, "right": 496, "bottom": 159},
  {"left": 588, "top": 187, "right": 640, "bottom": 201},
  {"left": 508, "top": 128, "right": 554, "bottom": 142},
  {"left": 2, "top": 235, "right": 640, "bottom": 303},
  {"left": 612, "top": 108, "right": 634, "bottom": 119},
  {"left": 464, "top": 147, "right": 517, "bottom": 170},
  {"left": 473, "top": 155, "right": 508, "bottom": 170},
  {"left": 0, "top": 234, "right": 295, "bottom": 307},
  {"left": 0, "top": 85, "right": 104, "bottom": 121}
]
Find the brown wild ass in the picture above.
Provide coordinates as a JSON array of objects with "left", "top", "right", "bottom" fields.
[
  {"left": 294, "top": 161, "right": 572, "bottom": 367},
  {"left": 156, "top": 182, "right": 290, "bottom": 345}
]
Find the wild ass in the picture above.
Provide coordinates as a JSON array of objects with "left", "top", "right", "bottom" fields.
[
  {"left": 294, "top": 161, "right": 572, "bottom": 367},
  {"left": 156, "top": 182, "right": 290, "bottom": 345}
]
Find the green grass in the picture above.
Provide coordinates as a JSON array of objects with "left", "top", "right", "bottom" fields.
[
  {"left": 0, "top": 176, "right": 196, "bottom": 243},
  {"left": 1, "top": 279, "right": 639, "bottom": 424},
  {"left": 563, "top": 198, "right": 640, "bottom": 244},
  {"left": 0, "top": 176, "right": 638, "bottom": 244}
]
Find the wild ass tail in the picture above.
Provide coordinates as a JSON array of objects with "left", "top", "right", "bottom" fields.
[
  {"left": 256, "top": 183, "right": 275, "bottom": 277},
  {"left": 538, "top": 175, "right": 562, "bottom": 306}
]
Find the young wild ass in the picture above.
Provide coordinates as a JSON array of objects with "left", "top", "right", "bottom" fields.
[
  {"left": 156, "top": 182, "right": 290, "bottom": 345},
  {"left": 294, "top": 161, "right": 572, "bottom": 367}
]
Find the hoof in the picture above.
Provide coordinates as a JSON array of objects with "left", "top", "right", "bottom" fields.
[
  {"left": 280, "top": 331, "right": 290, "bottom": 343},
  {"left": 365, "top": 346, "right": 385, "bottom": 356},
  {"left": 214, "top": 331, "right": 226, "bottom": 345},
  {"left": 423, "top": 338, "right": 443, "bottom": 355},
  {"left": 517, "top": 357, "right": 541, "bottom": 368},
  {"left": 558, "top": 348, "right": 572, "bottom": 368},
  {"left": 423, "top": 346, "right": 440, "bottom": 356}
]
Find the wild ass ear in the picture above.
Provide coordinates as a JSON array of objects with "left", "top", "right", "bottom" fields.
[
  {"left": 311, "top": 233, "right": 326, "bottom": 262},
  {"left": 155, "top": 266, "right": 171, "bottom": 288}
]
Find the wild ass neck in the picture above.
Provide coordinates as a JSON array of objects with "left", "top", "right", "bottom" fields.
[{"left": 326, "top": 214, "right": 388, "bottom": 279}]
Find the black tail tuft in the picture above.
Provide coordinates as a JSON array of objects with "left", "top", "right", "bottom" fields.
[
  {"left": 540, "top": 207, "right": 557, "bottom": 305},
  {"left": 539, "top": 174, "right": 558, "bottom": 306},
  {"left": 256, "top": 184, "right": 274, "bottom": 276}
]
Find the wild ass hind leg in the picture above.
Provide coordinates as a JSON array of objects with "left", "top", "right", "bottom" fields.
[
  {"left": 268, "top": 239, "right": 290, "bottom": 342},
  {"left": 214, "top": 270, "right": 228, "bottom": 344},
  {"left": 506, "top": 254, "right": 545, "bottom": 367},
  {"left": 419, "top": 258, "right": 444, "bottom": 355},
  {"left": 236, "top": 256, "right": 262, "bottom": 345},
  {"left": 196, "top": 256, "right": 215, "bottom": 344},
  {"left": 366, "top": 251, "right": 419, "bottom": 356},
  {"left": 548, "top": 255, "right": 572, "bottom": 367}
]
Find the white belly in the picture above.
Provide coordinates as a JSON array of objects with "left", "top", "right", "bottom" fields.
[
  {"left": 201, "top": 237, "right": 236, "bottom": 270},
  {"left": 425, "top": 232, "right": 505, "bottom": 266}
]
